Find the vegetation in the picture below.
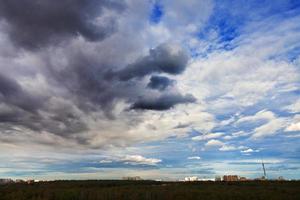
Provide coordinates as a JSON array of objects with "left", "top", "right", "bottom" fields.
[{"left": 0, "top": 180, "right": 299, "bottom": 200}]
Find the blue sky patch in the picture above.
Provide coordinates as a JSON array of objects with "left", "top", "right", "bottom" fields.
[{"left": 150, "top": 2, "right": 164, "bottom": 24}]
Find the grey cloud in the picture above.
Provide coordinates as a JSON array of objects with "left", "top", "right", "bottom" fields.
[
  {"left": 46, "top": 42, "right": 191, "bottom": 116},
  {"left": 0, "top": 73, "right": 43, "bottom": 113},
  {"left": 45, "top": 50, "right": 125, "bottom": 117},
  {"left": 131, "top": 93, "right": 196, "bottom": 111},
  {"left": 115, "top": 43, "right": 188, "bottom": 81},
  {"left": 0, "top": 0, "right": 194, "bottom": 147},
  {"left": 0, "top": 0, "right": 125, "bottom": 50},
  {"left": 0, "top": 41, "right": 193, "bottom": 146},
  {"left": 173, "top": 123, "right": 190, "bottom": 129},
  {"left": 147, "top": 75, "right": 175, "bottom": 91},
  {"left": 0, "top": 100, "right": 88, "bottom": 141},
  {"left": 0, "top": 73, "right": 88, "bottom": 139}
]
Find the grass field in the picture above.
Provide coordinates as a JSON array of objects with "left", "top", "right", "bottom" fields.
[{"left": 0, "top": 180, "right": 299, "bottom": 200}]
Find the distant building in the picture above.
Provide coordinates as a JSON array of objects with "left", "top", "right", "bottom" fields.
[
  {"left": 122, "top": 176, "right": 142, "bottom": 181},
  {"left": 223, "top": 175, "right": 239, "bottom": 181},
  {"left": 184, "top": 176, "right": 198, "bottom": 181},
  {"left": 239, "top": 177, "right": 247, "bottom": 181},
  {"left": 15, "top": 179, "right": 25, "bottom": 183},
  {"left": 0, "top": 178, "right": 13, "bottom": 185},
  {"left": 27, "top": 180, "right": 35, "bottom": 184}
]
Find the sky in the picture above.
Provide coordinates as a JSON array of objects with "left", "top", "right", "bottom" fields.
[{"left": 0, "top": 0, "right": 300, "bottom": 181}]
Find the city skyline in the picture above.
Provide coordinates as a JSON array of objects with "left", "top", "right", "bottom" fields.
[{"left": 0, "top": 0, "right": 300, "bottom": 181}]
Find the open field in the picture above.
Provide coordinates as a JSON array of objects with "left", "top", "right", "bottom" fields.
[{"left": 0, "top": 180, "right": 299, "bottom": 200}]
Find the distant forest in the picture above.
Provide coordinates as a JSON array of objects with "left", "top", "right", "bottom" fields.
[{"left": 0, "top": 180, "right": 300, "bottom": 200}]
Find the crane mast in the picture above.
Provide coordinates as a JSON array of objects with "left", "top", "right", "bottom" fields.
[{"left": 262, "top": 160, "right": 267, "bottom": 179}]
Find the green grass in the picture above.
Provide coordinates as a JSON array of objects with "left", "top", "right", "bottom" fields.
[{"left": 0, "top": 180, "right": 299, "bottom": 200}]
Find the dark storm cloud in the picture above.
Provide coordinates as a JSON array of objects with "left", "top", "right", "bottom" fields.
[
  {"left": 0, "top": 41, "right": 193, "bottom": 143},
  {"left": 46, "top": 42, "right": 191, "bottom": 116},
  {"left": 46, "top": 46, "right": 192, "bottom": 114},
  {"left": 0, "top": 73, "right": 42, "bottom": 113},
  {"left": 130, "top": 94, "right": 196, "bottom": 111},
  {"left": 0, "top": 0, "right": 193, "bottom": 145},
  {"left": 115, "top": 43, "right": 189, "bottom": 81},
  {"left": 0, "top": 0, "right": 125, "bottom": 49},
  {"left": 147, "top": 75, "right": 175, "bottom": 91},
  {"left": 0, "top": 0, "right": 127, "bottom": 142},
  {"left": 45, "top": 50, "right": 124, "bottom": 117},
  {"left": 0, "top": 73, "right": 88, "bottom": 139}
]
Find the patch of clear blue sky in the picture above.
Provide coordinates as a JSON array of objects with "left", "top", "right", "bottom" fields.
[{"left": 149, "top": 1, "right": 163, "bottom": 24}]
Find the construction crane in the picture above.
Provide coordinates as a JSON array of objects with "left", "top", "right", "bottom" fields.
[{"left": 262, "top": 160, "right": 267, "bottom": 179}]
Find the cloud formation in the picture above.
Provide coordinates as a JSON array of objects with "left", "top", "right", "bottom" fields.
[
  {"left": 287, "top": 124, "right": 300, "bottom": 131},
  {"left": 0, "top": 73, "right": 43, "bottom": 113},
  {"left": 0, "top": 0, "right": 125, "bottom": 49},
  {"left": 0, "top": 0, "right": 300, "bottom": 180},
  {"left": 205, "top": 139, "right": 224, "bottom": 147},
  {"left": 0, "top": 0, "right": 196, "bottom": 149},
  {"left": 130, "top": 93, "right": 196, "bottom": 111},
  {"left": 192, "top": 132, "right": 224, "bottom": 141},
  {"left": 187, "top": 156, "right": 201, "bottom": 160},
  {"left": 98, "top": 155, "right": 162, "bottom": 166},
  {"left": 122, "top": 155, "right": 162, "bottom": 166},
  {"left": 147, "top": 75, "right": 175, "bottom": 91},
  {"left": 115, "top": 43, "right": 188, "bottom": 81}
]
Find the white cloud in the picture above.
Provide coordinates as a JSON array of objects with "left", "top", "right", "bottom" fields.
[
  {"left": 232, "top": 131, "right": 249, "bottom": 137},
  {"left": 205, "top": 141, "right": 248, "bottom": 152},
  {"left": 234, "top": 110, "right": 288, "bottom": 139},
  {"left": 285, "top": 115, "right": 300, "bottom": 132},
  {"left": 205, "top": 139, "right": 224, "bottom": 147},
  {"left": 241, "top": 148, "right": 260, "bottom": 153},
  {"left": 285, "top": 122, "right": 300, "bottom": 132},
  {"left": 223, "top": 131, "right": 250, "bottom": 140},
  {"left": 236, "top": 110, "right": 275, "bottom": 124},
  {"left": 219, "top": 145, "right": 237, "bottom": 151},
  {"left": 284, "top": 99, "right": 300, "bottom": 113},
  {"left": 192, "top": 132, "right": 224, "bottom": 141},
  {"left": 187, "top": 156, "right": 201, "bottom": 160},
  {"left": 219, "top": 145, "right": 247, "bottom": 152},
  {"left": 252, "top": 117, "right": 287, "bottom": 139},
  {"left": 219, "top": 117, "right": 236, "bottom": 126},
  {"left": 223, "top": 136, "right": 233, "bottom": 140},
  {"left": 178, "top": 15, "right": 299, "bottom": 120},
  {"left": 122, "top": 155, "right": 161, "bottom": 165},
  {"left": 285, "top": 134, "right": 300, "bottom": 138},
  {"left": 99, "top": 160, "right": 113, "bottom": 164}
]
